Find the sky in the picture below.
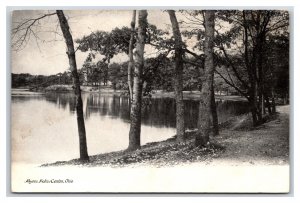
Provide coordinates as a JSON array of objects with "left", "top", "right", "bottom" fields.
[{"left": 11, "top": 10, "right": 177, "bottom": 75}]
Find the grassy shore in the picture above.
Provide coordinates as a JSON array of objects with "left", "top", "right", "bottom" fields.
[{"left": 42, "top": 105, "right": 289, "bottom": 168}]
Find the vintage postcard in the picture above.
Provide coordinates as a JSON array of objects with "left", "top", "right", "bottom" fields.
[{"left": 10, "top": 9, "right": 290, "bottom": 193}]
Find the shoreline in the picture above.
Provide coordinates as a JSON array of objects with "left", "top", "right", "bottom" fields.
[
  {"left": 42, "top": 105, "right": 289, "bottom": 168},
  {"left": 12, "top": 87, "right": 247, "bottom": 101}
]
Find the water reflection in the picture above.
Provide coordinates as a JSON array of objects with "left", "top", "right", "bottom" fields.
[
  {"left": 11, "top": 92, "right": 249, "bottom": 164},
  {"left": 84, "top": 94, "right": 131, "bottom": 120},
  {"left": 14, "top": 92, "right": 250, "bottom": 129}
]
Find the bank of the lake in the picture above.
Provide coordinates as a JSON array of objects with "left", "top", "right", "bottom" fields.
[
  {"left": 43, "top": 105, "right": 289, "bottom": 167},
  {"left": 13, "top": 85, "right": 247, "bottom": 102}
]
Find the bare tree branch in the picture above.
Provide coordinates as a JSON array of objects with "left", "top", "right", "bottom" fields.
[{"left": 12, "top": 12, "right": 57, "bottom": 51}]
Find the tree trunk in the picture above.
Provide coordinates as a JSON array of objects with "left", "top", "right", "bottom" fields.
[
  {"left": 249, "top": 39, "right": 260, "bottom": 126},
  {"left": 243, "top": 11, "right": 259, "bottom": 127},
  {"left": 128, "top": 10, "right": 147, "bottom": 151},
  {"left": 253, "top": 47, "right": 261, "bottom": 125},
  {"left": 168, "top": 10, "right": 185, "bottom": 142},
  {"left": 128, "top": 10, "right": 136, "bottom": 101},
  {"left": 265, "top": 95, "right": 272, "bottom": 114},
  {"left": 250, "top": 94, "right": 259, "bottom": 126},
  {"left": 195, "top": 11, "right": 215, "bottom": 147},
  {"left": 210, "top": 83, "right": 219, "bottom": 136},
  {"left": 56, "top": 10, "right": 89, "bottom": 161},
  {"left": 270, "top": 72, "right": 276, "bottom": 113},
  {"left": 262, "top": 93, "right": 266, "bottom": 115},
  {"left": 271, "top": 94, "right": 276, "bottom": 113},
  {"left": 257, "top": 36, "right": 264, "bottom": 121}
]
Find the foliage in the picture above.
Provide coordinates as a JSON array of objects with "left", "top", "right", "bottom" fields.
[
  {"left": 264, "top": 34, "right": 289, "bottom": 97},
  {"left": 108, "top": 62, "right": 128, "bottom": 90},
  {"left": 75, "top": 27, "right": 131, "bottom": 62},
  {"left": 76, "top": 24, "right": 169, "bottom": 62},
  {"left": 12, "top": 72, "right": 73, "bottom": 88}
]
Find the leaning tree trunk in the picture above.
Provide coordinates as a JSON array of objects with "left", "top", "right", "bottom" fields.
[
  {"left": 127, "top": 10, "right": 148, "bottom": 151},
  {"left": 128, "top": 10, "right": 136, "bottom": 101},
  {"left": 56, "top": 10, "right": 89, "bottom": 161},
  {"left": 168, "top": 10, "right": 185, "bottom": 142},
  {"left": 195, "top": 10, "right": 215, "bottom": 147}
]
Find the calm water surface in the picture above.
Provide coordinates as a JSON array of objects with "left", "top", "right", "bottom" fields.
[{"left": 11, "top": 91, "right": 249, "bottom": 164}]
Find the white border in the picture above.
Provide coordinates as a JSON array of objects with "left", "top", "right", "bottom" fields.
[{"left": 2, "top": 0, "right": 299, "bottom": 203}]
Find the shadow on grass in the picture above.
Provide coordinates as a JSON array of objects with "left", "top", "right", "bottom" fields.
[{"left": 42, "top": 131, "right": 225, "bottom": 168}]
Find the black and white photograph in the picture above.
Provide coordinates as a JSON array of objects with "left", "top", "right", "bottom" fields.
[{"left": 10, "top": 9, "right": 290, "bottom": 193}]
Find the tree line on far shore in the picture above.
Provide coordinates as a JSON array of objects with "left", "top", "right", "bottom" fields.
[{"left": 12, "top": 10, "right": 289, "bottom": 162}]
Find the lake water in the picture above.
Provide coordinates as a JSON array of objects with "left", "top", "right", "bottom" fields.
[{"left": 11, "top": 91, "right": 249, "bottom": 165}]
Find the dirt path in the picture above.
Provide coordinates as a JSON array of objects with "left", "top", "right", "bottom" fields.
[{"left": 212, "top": 105, "right": 289, "bottom": 166}]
